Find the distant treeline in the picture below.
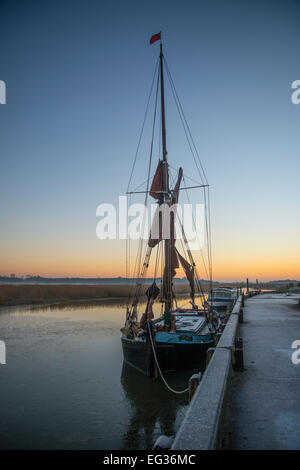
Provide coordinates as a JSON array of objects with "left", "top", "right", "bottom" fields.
[
  {"left": 0, "top": 280, "right": 297, "bottom": 307},
  {"left": 0, "top": 276, "right": 198, "bottom": 284},
  {"left": 0, "top": 283, "right": 201, "bottom": 307},
  {"left": 1, "top": 275, "right": 298, "bottom": 288}
]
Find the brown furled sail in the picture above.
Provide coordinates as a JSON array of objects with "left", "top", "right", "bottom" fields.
[
  {"left": 148, "top": 160, "right": 164, "bottom": 248},
  {"left": 149, "top": 160, "right": 163, "bottom": 201},
  {"left": 176, "top": 248, "right": 195, "bottom": 301},
  {"left": 148, "top": 167, "right": 183, "bottom": 248},
  {"left": 148, "top": 206, "right": 162, "bottom": 248},
  {"left": 162, "top": 167, "right": 183, "bottom": 298},
  {"left": 162, "top": 245, "right": 179, "bottom": 299}
]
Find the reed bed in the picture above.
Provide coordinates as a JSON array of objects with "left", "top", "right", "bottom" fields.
[{"left": 0, "top": 283, "right": 194, "bottom": 307}]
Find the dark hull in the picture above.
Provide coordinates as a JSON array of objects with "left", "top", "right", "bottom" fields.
[{"left": 121, "top": 336, "right": 214, "bottom": 377}]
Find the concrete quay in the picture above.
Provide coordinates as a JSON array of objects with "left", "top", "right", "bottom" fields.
[{"left": 222, "top": 293, "right": 300, "bottom": 450}]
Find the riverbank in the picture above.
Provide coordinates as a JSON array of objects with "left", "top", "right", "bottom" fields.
[{"left": 0, "top": 283, "right": 197, "bottom": 307}]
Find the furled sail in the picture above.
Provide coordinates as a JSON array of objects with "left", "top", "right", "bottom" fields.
[
  {"left": 148, "top": 206, "right": 162, "bottom": 248},
  {"left": 149, "top": 167, "right": 184, "bottom": 299},
  {"left": 176, "top": 248, "right": 195, "bottom": 301},
  {"left": 163, "top": 167, "right": 183, "bottom": 297},
  {"left": 162, "top": 246, "right": 179, "bottom": 300},
  {"left": 149, "top": 160, "right": 163, "bottom": 201},
  {"left": 148, "top": 167, "right": 183, "bottom": 248}
]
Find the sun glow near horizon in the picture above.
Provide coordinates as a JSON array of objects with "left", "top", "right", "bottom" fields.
[{"left": 1, "top": 237, "right": 299, "bottom": 282}]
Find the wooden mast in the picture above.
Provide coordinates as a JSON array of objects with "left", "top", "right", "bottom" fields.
[{"left": 159, "top": 40, "right": 172, "bottom": 313}]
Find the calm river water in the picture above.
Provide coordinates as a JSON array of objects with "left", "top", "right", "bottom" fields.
[{"left": 0, "top": 297, "right": 205, "bottom": 450}]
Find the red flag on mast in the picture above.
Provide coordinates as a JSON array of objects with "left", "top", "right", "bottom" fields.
[{"left": 150, "top": 32, "right": 161, "bottom": 45}]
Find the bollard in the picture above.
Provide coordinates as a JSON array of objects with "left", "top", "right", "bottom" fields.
[
  {"left": 188, "top": 372, "right": 202, "bottom": 401},
  {"left": 234, "top": 337, "right": 244, "bottom": 370},
  {"left": 241, "top": 292, "right": 245, "bottom": 307},
  {"left": 225, "top": 305, "right": 231, "bottom": 321},
  {"left": 239, "top": 307, "right": 244, "bottom": 323}
]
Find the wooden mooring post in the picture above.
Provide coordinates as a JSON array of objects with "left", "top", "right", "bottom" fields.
[{"left": 234, "top": 337, "right": 244, "bottom": 370}]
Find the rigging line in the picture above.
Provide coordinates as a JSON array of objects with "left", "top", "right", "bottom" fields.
[
  {"left": 129, "top": 67, "right": 160, "bottom": 308},
  {"left": 203, "top": 188, "right": 211, "bottom": 276},
  {"left": 175, "top": 216, "right": 207, "bottom": 309},
  {"left": 207, "top": 188, "right": 212, "bottom": 282},
  {"left": 130, "top": 247, "right": 151, "bottom": 312},
  {"left": 203, "top": 186, "right": 213, "bottom": 286},
  {"left": 175, "top": 203, "right": 209, "bottom": 313},
  {"left": 206, "top": 196, "right": 212, "bottom": 287},
  {"left": 163, "top": 60, "right": 205, "bottom": 186},
  {"left": 169, "top": 168, "right": 178, "bottom": 190},
  {"left": 131, "top": 172, "right": 156, "bottom": 193},
  {"left": 181, "top": 174, "right": 210, "bottom": 280},
  {"left": 158, "top": 108, "right": 162, "bottom": 159},
  {"left": 147, "top": 322, "right": 189, "bottom": 394},
  {"left": 126, "top": 59, "right": 158, "bottom": 305},
  {"left": 126, "top": 194, "right": 134, "bottom": 307},
  {"left": 207, "top": 187, "right": 213, "bottom": 290},
  {"left": 160, "top": 240, "right": 164, "bottom": 298},
  {"left": 176, "top": 224, "right": 197, "bottom": 302},
  {"left": 135, "top": 67, "right": 160, "bottom": 281},
  {"left": 182, "top": 175, "right": 210, "bottom": 281},
  {"left": 153, "top": 242, "right": 161, "bottom": 281},
  {"left": 127, "top": 58, "right": 159, "bottom": 193},
  {"left": 164, "top": 58, "right": 209, "bottom": 186},
  {"left": 126, "top": 194, "right": 129, "bottom": 281},
  {"left": 165, "top": 69, "right": 205, "bottom": 186},
  {"left": 145, "top": 65, "right": 160, "bottom": 201},
  {"left": 163, "top": 59, "right": 212, "bottom": 302},
  {"left": 168, "top": 163, "right": 203, "bottom": 186},
  {"left": 127, "top": 184, "right": 208, "bottom": 195}
]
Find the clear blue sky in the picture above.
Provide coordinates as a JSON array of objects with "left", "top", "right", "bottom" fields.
[{"left": 0, "top": 0, "right": 299, "bottom": 280}]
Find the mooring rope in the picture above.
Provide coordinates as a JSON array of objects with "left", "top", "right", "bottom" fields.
[{"left": 147, "top": 322, "right": 189, "bottom": 394}]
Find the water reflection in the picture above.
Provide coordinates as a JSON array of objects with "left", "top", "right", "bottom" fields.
[
  {"left": 0, "top": 296, "right": 205, "bottom": 450},
  {"left": 121, "top": 363, "right": 178, "bottom": 449}
]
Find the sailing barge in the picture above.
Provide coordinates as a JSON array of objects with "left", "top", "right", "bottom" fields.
[{"left": 121, "top": 34, "right": 220, "bottom": 377}]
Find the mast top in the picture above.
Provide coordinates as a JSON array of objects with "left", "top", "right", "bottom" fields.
[{"left": 159, "top": 34, "right": 167, "bottom": 167}]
